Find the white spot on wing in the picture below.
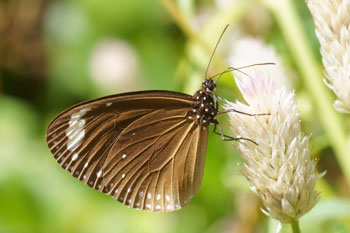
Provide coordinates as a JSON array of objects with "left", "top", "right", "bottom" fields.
[
  {"left": 155, "top": 205, "right": 161, "bottom": 210},
  {"left": 65, "top": 108, "right": 91, "bottom": 151},
  {"left": 84, "top": 162, "right": 89, "bottom": 168},
  {"left": 71, "top": 153, "right": 79, "bottom": 161},
  {"left": 167, "top": 205, "right": 172, "bottom": 210},
  {"left": 67, "top": 127, "right": 85, "bottom": 151},
  {"left": 106, "top": 102, "right": 112, "bottom": 106},
  {"left": 96, "top": 170, "right": 103, "bottom": 178},
  {"left": 146, "top": 204, "right": 151, "bottom": 209},
  {"left": 147, "top": 193, "right": 152, "bottom": 199},
  {"left": 121, "top": 174, "right": 126, "bottom": 179},
  {"left": 127, "top": 188, "right": 132, "bottom": 192},
  {"left": 122, "top": 154, "right": 127, "bottom": 159},
  {"left": 156, "top": 194, "right": 161, "bottom": 200},
  {"left": 166, "top": 195, "right": 170, "bottom": 201}
]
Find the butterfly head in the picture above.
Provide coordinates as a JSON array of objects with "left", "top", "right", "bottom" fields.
[{"left": 202, "top": 79, "right": 216, "bottom": 93}]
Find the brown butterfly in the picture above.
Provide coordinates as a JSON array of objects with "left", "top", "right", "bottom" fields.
[{"left": 45, "top": 26, "right": 265, "bottom": 212}]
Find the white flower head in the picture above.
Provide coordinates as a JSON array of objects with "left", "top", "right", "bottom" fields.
[
  {"left": 225, "top": 70, "right": 324, "bottom": 223},
  {"left": 307, "top": 0, "right": 350, "bottom": 113},
  {"left": 227, "top": 37, "right": 289, "bottom": 88}
]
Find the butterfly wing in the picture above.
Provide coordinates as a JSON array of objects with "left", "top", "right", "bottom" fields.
[
  {"left": 101, "top": 108, "right": 208, "bottom": 211},
  {"left": 46, "top": 91, "right": 208, "bottom": 212}
]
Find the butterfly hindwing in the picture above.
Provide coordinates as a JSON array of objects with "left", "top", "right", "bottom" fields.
[
  {"left": 101, "top": 108, "right": 209, "bottom": 211},
  {"left": 46, "top": 91, "right": 209, "bottom": 211}
]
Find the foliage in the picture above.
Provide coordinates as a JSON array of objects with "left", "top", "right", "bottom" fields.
[{"left": 0, "top": 0, "right": 349, "bottom": 232}]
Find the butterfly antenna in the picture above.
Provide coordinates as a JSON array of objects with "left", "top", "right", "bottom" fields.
[
  {"left": 234, "top": 62, "right": 275, "bottom": 70},
  {"left": 205, "top": 24, "right": 230, "bottom": 80},
  {"left": 213, "top": 62, "right": 276, "bottom": 83},
  {"left": 214, "top": 67, "right": 250, "bottom": 84}
]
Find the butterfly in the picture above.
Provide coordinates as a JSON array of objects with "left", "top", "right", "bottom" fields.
[{"left": 45, "top": 26, "right": 264, "bottom": 212}]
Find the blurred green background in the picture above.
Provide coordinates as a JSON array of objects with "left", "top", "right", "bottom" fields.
[{"left": 1, "top": 0, "right": 349, "bottom": 233}]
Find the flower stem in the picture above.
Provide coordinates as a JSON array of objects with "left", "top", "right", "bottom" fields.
[
  {"left": 160, "top": 0, "right": 251, "bottom": 93},
  {"left": 160, "top": 0, "right": 197, "bottom": 40},
  {"left": 291, "top": 220, "right": 301, "bottom": 233}
]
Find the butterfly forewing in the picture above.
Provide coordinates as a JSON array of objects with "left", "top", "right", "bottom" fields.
[{"left": 46, "top": 90, "right": 210, "bottom": 211}]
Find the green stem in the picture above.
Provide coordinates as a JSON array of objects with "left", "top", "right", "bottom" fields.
[
  {"left": 291, "top": 220, "right": 301, "bottom": 233},
  {"left": 160, "top": 0, "right": 197, "bottom": 40},
  {"left": 261, "top": 0, "right": 350, "bottom": 186},
  {"left": 161, "top": 0, "right": 251, "bottom": 94}
]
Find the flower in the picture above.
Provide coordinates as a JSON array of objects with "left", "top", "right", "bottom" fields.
[
  {"left": 306, "top": 0, "right": 350, "bottom": 113},
  {"left": 227, "top": 37, "right": 289, "bottom": 88},
  {"left": 89, "top": 38, "right": 141, "bottom": 93},
  {"left": 224, "top": 70, "right": 324, "bottom": 223}
]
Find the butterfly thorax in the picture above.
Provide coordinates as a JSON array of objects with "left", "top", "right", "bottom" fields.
[{"left": 188, "top": 79, "right": 217, "bottom": 127}]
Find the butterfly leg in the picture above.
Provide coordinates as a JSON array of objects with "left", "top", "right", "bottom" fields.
[
  {"left": 217, "top": 109, "right": 270, "bottom": 116},
  {"left": 213, "top": 93, "right": 219, "bottom": 112},
  {"left": 213, "top": 93, "right": 266, "bottom": 117},
  {"left": 212, "top": 120, "right": 258, "bottom": 145}
]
